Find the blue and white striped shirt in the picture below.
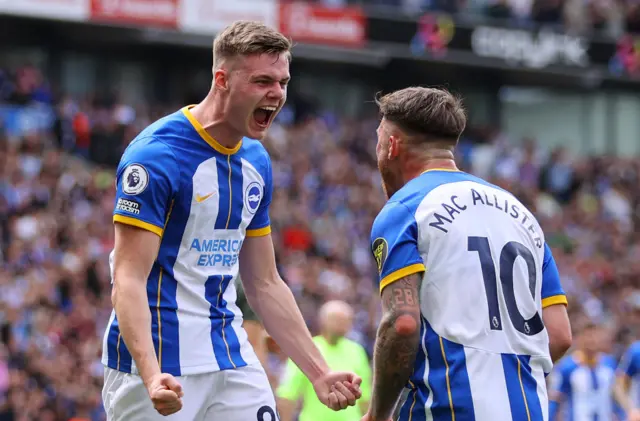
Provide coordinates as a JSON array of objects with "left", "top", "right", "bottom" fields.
[
  {"left": 549, "top": 352, "right": 618, "bottom": 421},
  {"left": 101, "top": 106, "right": 272, "bottom": 376}
]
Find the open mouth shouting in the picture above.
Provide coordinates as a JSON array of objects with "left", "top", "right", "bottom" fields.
[{"left": 253, "top": 105, "right": 277, "bottom": 129}]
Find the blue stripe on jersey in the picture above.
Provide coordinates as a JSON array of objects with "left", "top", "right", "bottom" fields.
[
  {"left": 147, "top": 264, "right": 181, "bottom": 376},
  {"left": 424, "top": 319, "right": 476, "bottom": 421},
  {"left": 228, "top": 155, "right": 245, "bottom": 229},
  {"left": 502, "top": 354, "right": 543, "bottom": 421},
  {"left": 214, "top": 155, "right": 244, "bottom": 230},
  {"left": 151, "top": 192, "right": 188, "bottom": 376},
  {"left": 400, "top": 320, "right": 429, "bottom": 421},
  {"left": 205, "top": 275, "right": 245, "bottom": 369},
  {"left": 519, "top": 356, "right": 543, "bottom": 421},
  {"left": 218, "top": 275, "right": 244, "bottom": 367},
  {"left": 566, "top": 395, "right": 575, "bottom": 421},
  {"left": 590, "top": 367, "right": 599, "bottom": 421},
  {"left": 399, "top": 387, "right": 423, "bottom": 421},
  {"left": 106, "top": 317, "right": 132, "bottom": 372}
]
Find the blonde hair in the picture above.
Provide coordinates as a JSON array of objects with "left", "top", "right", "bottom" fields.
[{"left": 213, "top": 20, "right": 292, "bottom": 69}]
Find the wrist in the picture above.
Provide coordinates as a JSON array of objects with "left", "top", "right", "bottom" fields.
[
  {"left": 307, "top": 360, "right": 330, "bottom": 383},
  {"left": 138, "top": 363, "right": 161, "bottom": 390}
]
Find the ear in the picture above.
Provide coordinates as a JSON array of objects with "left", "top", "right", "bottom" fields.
[
  {"left": 388, "top": 135, "right": 400, "bottom": 160},
  {"left": 213, "top": 68, "right": 229, "bottom": 91}
]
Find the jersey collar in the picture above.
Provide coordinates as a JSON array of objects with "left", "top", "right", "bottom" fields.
[
  {"left": 182, "top": 105, "right": 242, "bottom": 155},
  {"left": 573, "top": 350, "right": 600, "bottom": 367},
  {"left": 421, "top": 168, "right": 462, "bottom": 174}
]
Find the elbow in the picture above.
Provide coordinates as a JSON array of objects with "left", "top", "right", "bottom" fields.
[
  {"left": 380, "top": 312, "right": 420, "bottom": 339},
  {"left": 559, "top": 328, "right": 573, "bottom": 354},
  {"left": 393, "top": 314, "right": 419, "bottom": 337},
  {"left": 242, "top": 279, "right": 261, "bottom": 307},
  {"left": 552, "top": 328, "right": 573, "bottom": 357},
  {"left": 244, "top": 276, "right": 287, "bottom": 302},
  {"left": 111, "top": 281, "right": 119, "bottom": 309}
]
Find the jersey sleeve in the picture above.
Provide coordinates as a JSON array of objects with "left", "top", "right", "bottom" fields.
[
  {"left": 618, "top": 344, "right": 640, "bottom": 378},
  {"left": 113, "top": 138, "right": 179, "bottom": 237},
  {"left": 246, "top": 153, "right": 272, "bottom": 237},
  {"left": 370, "top": 202, "right": 425, "bottom": 293},
  {"left": 276, "top": 358, "right": 306, "bottom": 401},
  {"left": 541, "top": 243, "right": 568, "bottom": 308}
]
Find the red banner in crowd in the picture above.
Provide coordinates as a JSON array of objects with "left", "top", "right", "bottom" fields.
[
  {"left": 278, "top": 2, "right": 366, "bottom": 48},
  {"left": 90, "top": 0, "right": 178, "bottom": 28}
]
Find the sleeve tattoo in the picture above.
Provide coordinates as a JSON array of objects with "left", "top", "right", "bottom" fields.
[{"left": 369, "top": 273, "right": 422, "bottom": 420}]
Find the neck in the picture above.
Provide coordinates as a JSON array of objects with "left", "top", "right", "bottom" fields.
[
  {"left": 576, "top": 350, "right": 599, "bottom": 367},
  {"left": 401, "top": 153, "right": 458, "bottom": 185},
  {"left": 189, "top": 93, "right": 242, "bottom": 149},
  {"left": 322, "top": 333, "right": 339, "bottom": 345}
]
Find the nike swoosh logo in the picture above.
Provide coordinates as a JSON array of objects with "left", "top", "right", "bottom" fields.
[{"left": 195, "top": 192, "right": 215, "bottom": 203}]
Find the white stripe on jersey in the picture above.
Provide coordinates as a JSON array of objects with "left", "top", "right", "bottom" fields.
[
  {"left": 221, "top": 277, "right": 253, "bottom": 364},
  {"left": 530, "top": 355, "right": 549, "bottom": 421},
  {"left": 419, "top": 320, "right": 434, "bottom": 421},
  {"left": 464, "top": 347, "right": 512, "bottom": 419},
  {"left": 174, "top": 156, "right": 224, "bottom": 372}
]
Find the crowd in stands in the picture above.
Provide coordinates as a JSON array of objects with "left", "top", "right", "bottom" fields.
[
  {"left": 314, "top": 0, "right": 640, "bottom": 37},
  {"left": 0, "top": 64, "right": 638, "bottom": 421}
]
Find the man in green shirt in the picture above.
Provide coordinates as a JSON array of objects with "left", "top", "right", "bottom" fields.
[{"left": 277, "top": 301, "right": 372, "bottom": 421}]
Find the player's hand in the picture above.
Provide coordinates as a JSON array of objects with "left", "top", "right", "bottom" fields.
[
  {"left": 312, "top": 371, "right": 362, "bottom": 410},
  {"left": 628, "top": 408, "right": 640, "bottom": 421},
  {"left": 146, "top": 373, "right": 184, "bottom": 416}
]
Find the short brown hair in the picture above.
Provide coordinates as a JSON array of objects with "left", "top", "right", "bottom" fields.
[
  {"left": 376, "top": 87, "right": 466, "bottom": 144},
  {"left": 213, "top": 21, "right": 292, "bottom": 68}
]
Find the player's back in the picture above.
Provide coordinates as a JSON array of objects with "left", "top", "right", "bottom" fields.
[{"left": 377, "top": 169, "right": 566, "bottom": 421}]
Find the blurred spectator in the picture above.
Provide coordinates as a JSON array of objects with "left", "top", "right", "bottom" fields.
[
  {"left": 276, "top": 301, "right": 371, "bottom": 421},
  {"left": 539, "top": 147, "right": 579, "bottom": 204},
  {"left": 625, "top": 0, "right": 640, "bottom": 33},
  {"left": 487, "top": 0, "right": 515, "bottom": 18},
  {"left": 0, "top": 63, "right": 639, "bottom": 421},
  {"left": 532, "top": 0, "right": 566, "bottom": 23}
]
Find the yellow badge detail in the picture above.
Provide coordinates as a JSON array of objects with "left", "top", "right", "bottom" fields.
[{"left": 372, "top": 237, "right": 389, "bottom": 275}]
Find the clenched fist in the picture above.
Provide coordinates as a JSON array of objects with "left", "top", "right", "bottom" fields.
[
  {"left": 313, "top": 371, "right": 363, "bottom": 411},
  {"left": 146, "top": 373, "right": 184, "bottom": 416}
]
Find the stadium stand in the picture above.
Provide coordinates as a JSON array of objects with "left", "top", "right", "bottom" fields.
[{"left": 0, "top": 62, "right": 638, "bottom": 420}]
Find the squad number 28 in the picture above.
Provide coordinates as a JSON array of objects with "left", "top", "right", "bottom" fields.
[{"left": 468, "top": 237, "right": 543, "bottom": 336}]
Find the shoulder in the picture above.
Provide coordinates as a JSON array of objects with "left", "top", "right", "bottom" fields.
[
  {"left": 626, "top": 341, "right": 640, "bottom": 359},
  {"left": 122, "top": 110, "right": 187, "bottom": 164},
  {"left": 600, "top": 354, "right": 620, "bottom": 372},
  {"left": 343, "top": 338, "right": 368, "bottom": 356},
  {"left": 312, "top": 336, "right": 326, "bottom": 348},
  {"left": 120, "top": 135, "right": 178, "bottom": 172},
  {"left": 372, "top": 201, "right": 416, "bottom": 236},
  {"left": 556, "top": 355, "right": 579, "bottom": 374},
  {"left": 239, "top": 137, "right": 271, "bottom": 173},
  {"left": 137, "top": 109, "right": 190, "bottom": 141},
  {"left": 240, "top": 137, "right": 269, "bottom": 161}
]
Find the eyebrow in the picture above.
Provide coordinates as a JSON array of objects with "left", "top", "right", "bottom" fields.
[{"left": 252, "top": 74, "right": 290, "bottom": 83}]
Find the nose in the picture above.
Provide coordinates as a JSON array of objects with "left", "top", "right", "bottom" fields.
[{"left": 267, "top": 83, "right": 285, "bottom": 101}]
